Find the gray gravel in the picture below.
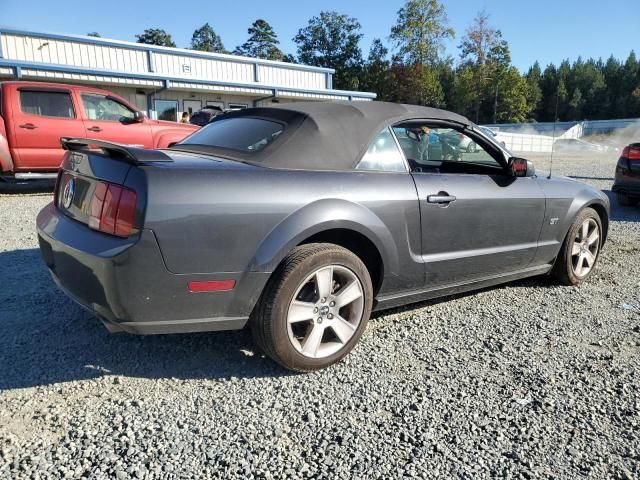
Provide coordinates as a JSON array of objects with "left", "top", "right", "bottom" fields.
[{"left": 1, "top": 153, "right": 639, "bottom": 479}]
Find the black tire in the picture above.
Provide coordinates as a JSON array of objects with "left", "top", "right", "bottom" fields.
[
  {"left": 552, "top": 207, "right": 603, "bottom": 286},
  {"left": 467, "top": 142, "right": 477, "bottom": 153},
  {"left": 616, "top": 192, "right": 634, "bottom": 207},
  {"left": 251, "top": 243, "right": 373, "bottom": 372}
]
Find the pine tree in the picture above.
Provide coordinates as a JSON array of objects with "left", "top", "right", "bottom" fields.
[
  {"left": 190, "top": 23, "right": 226, "bottom": 53},
  {"left": 234, "top": 19, "right": 285, "bottom": 61}
]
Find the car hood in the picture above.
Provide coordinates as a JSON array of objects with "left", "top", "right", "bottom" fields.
[{"left": 148, "top": 119, "right": 199, "bottom": 130}]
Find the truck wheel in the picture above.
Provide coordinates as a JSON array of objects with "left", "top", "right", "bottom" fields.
[
  {"left": 552, "top": 208, "right": 602, "bottom": 286},
  {"left": 251, "top": 243, "right": 373, "bottom": 372}
]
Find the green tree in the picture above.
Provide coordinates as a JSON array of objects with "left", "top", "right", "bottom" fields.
[
  {"left": 525, "top": 62, "right": 543, "bottom": 120},
  {"left": 622, "top": 51, "right": 640, "bottom": 117},
  {"left": 360, "top": 39, "right": 391, "bottom": 100},
  {"left": 190, "top": 23, "right": 226, "bottom": 53},
  {"left": 136, "top": 28, "right": 176, "bottom": 48},
  {"left": 495, "top": 67, "right": 531, "bottom": 123},
  {"left": 87, "top": 32, "right": 101, "bottom": 38},
  {"left": 388, "top": 63, "right": 445, "bottom": 107},
  {"left": 234, "top": 19, "right": 284, "bottom": 61},
  {"left": 455, "top": 12, "right": 529, "bottom": 123},
  {"left": 293, "top": 11, "right": 363, "bottom": 90},
  {"left": 387, "top": 0, "right": 452, "bottom": 106},
  {"left": 390, "top": 0, "right": 454, "bottom": 66},
  {"left": 568, "top": 87, "right": 584, "bottom": 119}
]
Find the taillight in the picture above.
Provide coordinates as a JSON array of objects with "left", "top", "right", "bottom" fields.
[
  {"left": 626, "top": 146, "right": 640, "bottom": 162},
  {"left": 88, "top": 181, "right": 137, "bottom": 237}
]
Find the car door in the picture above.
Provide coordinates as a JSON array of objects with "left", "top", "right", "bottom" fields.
[
  {"left": 10, "top": 87, "right": 86, "bottom": 170},
  {"left": 79, "top": 92, "right": 153, "bottom": 148},
  {"left": 393, "top": 122, "right": 546, "bottom": 289}
]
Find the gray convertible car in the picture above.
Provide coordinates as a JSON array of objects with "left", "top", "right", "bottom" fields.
[{"left": 37, "top": 102, "right": 609, "bottom": 371}]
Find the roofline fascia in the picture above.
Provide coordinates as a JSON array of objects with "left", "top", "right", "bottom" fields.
[
  {"left": 0, "top": 59, "right": 377, "bottom": 99},
  {"left": 0, "top": 26, "right": 335, "bottom": 74}
]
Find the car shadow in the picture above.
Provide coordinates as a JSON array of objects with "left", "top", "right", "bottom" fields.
[
  {"left": 0, "top": 248, "right": 291, "bottom": 390},
  {"left": 603, "top": 189, "right": 640, "bottom": 222},
  {"left": 371, "top": 276, "right": 552, "bottom": 321},
  {"left": 0, "top": 179, "right": 55, "bottom": 195}
]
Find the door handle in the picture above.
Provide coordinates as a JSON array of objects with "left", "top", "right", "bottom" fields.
[
  {"left": 427, "top": 193, "right": 457, "bottom": 204},
  {"left": 19, "top": 123, "right": 37, "bottom": 130},
  {"left": 87, "top": 126, "right": 102, "bottom": 132}
]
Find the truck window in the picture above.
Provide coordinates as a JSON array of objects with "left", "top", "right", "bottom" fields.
[
  {"left": 82, "top": 94, "right": 135, "bottom": 122},
  {"left": 19, "top": 90, "right": 75, "bottom": 118}
]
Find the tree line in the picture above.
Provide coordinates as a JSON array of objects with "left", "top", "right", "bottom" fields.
[{"left": 104, "top": 0, "right": 639, "bottom": 124}]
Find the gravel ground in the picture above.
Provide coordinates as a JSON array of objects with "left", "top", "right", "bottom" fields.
[{"left": 1, "top": 153, "right": 639, "bottom": 479}]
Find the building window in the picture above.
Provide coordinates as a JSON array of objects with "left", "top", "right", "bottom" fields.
[
  {"left": 19, "top": 90, "right": 75, "bottom": 118},
  {"left": 155, "top": 100, "right": 178, "bottom": 121},
  {"left": 227, "top": 103, "right": 248, "bottom": 110}
]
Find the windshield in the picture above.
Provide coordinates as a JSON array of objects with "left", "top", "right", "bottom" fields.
[{"left": 179, "top": 117, "right": 284, "bottom": 153}]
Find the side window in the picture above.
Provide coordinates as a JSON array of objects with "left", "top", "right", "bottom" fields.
[
  {"left": 82, "top": 94, "right": 135, "bottom": 122},
  {"left": 19, "top": 90, "right": 74, "bottom": 118},
  {"left": 393, "top": 124, "right": 503, "bottom": 172},
  {"left": 356, "top": 127, "right": 407, "bottom": 172}
]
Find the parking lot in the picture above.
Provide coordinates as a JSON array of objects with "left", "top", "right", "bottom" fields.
[{"left": 1, "top": 152, "right": 639, "bottom": 479}]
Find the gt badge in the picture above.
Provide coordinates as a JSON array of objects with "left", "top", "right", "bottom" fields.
[{"left": 550, "top": 217, "right": 559, "bottom": 225}]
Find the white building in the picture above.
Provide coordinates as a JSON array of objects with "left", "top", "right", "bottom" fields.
[{"left": 0, "top": 27, "right": 376, "bottom": 121}]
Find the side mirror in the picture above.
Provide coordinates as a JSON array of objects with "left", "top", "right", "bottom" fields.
[
  {"left": 133, "top": 111, "right": 145, "bottom": 123},
  {"left": 510, "top": 157, "right": 535, "bottom": 177}
]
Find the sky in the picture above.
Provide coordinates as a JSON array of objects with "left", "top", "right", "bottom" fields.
[{"left": 1, "top": 0, "right": 639, "bottom": 72}]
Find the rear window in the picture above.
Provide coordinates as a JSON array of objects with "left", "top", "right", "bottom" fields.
[
  {"left": 20, "top": 90, "right": 74, "bottom": 118},
  {"left": 179, "top": 117, "right": 284, "bottom": 153}
]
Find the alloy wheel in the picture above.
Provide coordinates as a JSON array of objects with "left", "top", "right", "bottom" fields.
[
  {"left": 287, "top": 265, "right": 365, "bottom": 359},
  {"left": 571, "top": 218, "right": 600, "bottom": 277}
]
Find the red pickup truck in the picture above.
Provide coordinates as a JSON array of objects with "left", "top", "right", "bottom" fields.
[{"left": 0, "top": 81, "right": 198, "bottom": 180}]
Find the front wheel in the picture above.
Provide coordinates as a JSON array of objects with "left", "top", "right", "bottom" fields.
[
  {"left": 251, "top": 243, "right": 373, "bottom": 372},
  {"left": 552, "top": 208, "right": 602, "bottom": 285}
]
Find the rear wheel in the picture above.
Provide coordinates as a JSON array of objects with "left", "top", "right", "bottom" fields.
[
  {"left": 251, "top": 243, "right": 373, "bottom": 372},
  {"left": 552, "top": 208, "right": 602, "bottom": 285}
]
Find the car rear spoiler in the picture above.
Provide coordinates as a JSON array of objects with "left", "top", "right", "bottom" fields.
[{"left": 60, "top": 137, "right": 173, "bottom": 164}]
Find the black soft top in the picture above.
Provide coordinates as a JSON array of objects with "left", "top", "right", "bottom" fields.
[{"left": 182, "top": 101, "right": 472, "bottom": 171}]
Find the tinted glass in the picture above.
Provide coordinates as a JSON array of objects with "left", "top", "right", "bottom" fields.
[
  {"left": 20, "top": 91, "right": 74, "bottom": 118},
  {"left": 356, "top": 128, "right": 406, "bottom": 172},
  {"left": 82, "top": 95, "right": 135, "bottom": 121},
  {"left": 155, "top": 100, "right": 178, "bottom": 122},
  {"left": 180, "top": 117, "right": 284, "bottom": 153}
]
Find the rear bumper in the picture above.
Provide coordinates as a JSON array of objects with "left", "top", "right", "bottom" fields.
[
  {"left": 613, "top": 171, "right": 640, "bottom": 196},
  {"left": 36, "top": 203, "right": 269, "bottom": 334}
]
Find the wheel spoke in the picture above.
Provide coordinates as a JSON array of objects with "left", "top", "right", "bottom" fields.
[
  {"left": 584, "top": 250, "right": 596, "bottom": 267},
  {"left": 331, "top": 315, "right": 356, "bottom": 343},
  {"left": 334, "top": 281, "right": 363, "bottom": 308},
  {"left": 315, "top": 267, "right": 333, "bottom": 299},
  {"left": 581, "top": 221, "right": 589, "bottom": 241},
  {"left": 587, "top": 230, "right": 599, "bottom": 247},
  {"left": 288, "top": 300, "right": 316, "bottom": 323},
  {"left": 571, "top": 242, "right": 582, "bottom": 256},
  {"left": 574, "top": 254, "right": 584, "bottom": 276},
  {"left": 301, "top": 323, "right": 325, "bottom": 357}
]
